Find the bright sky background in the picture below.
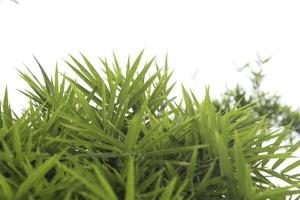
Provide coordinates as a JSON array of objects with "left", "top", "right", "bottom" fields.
[
  {"left": 1, "top": 0, "right": 300, "bottom": 112},
  {"left": 1, "top": 0, "right": 300, "bottom": 187}
]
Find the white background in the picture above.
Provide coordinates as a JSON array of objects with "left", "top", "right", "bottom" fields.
[
  {"left": 1, "top": 0, "right": 300, "bottom": 112},
  {"left": 1, "top": 0, "right": 300, "bottom": 187}
]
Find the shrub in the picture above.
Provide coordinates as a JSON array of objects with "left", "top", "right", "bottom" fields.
[
  {"left": 0, "top": 51, "right": 300, "bottom": 200},
  {"left": 214, "top": 56, "right": 300, "bottom": 137}
]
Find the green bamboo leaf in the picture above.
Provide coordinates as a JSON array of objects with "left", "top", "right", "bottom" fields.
[
  {"left": 0, "top": 100, "right": 3, "bottom": 128},
  {"left": 255, "top": 187, "right": 299, "bottom": 200},
  {"left": 131, "top": 57, "right": 155, "bottom": 88},
  {"left": 187, "top": 148, "right": 198, "bottom": 187},
  {"left": 126, "top": 116, "right": 140, "bottom": 151},
  {"left": 126, "top": 105, "right": 145, "bottom": 152},
  {"left": 159, "top": 177, "right": 177, "bottom": 200},
  {"left": 80, "top": 53, "right": 103, "bottom": 82},
  {"left": 54, "top": 63, "right": 59, "bottom": 95},
  {"left": 3, "top": 88, "right": 12, "bottom": 127},
  {"left": 33, "top": 56, "right": 54, "bottom": 94},
  {"left": 137, "top": 170, "right": 163, "bottom": 193},
  {"left": 165, "top": 162, "right": 179, "bottom": 179},
  {"left": 67, "top": 54, "right": 94, "bottom": 81},
  {"left": 118, "top": 50, "right": 144, "bottom": 104},
  {"left": 214, "top": 131, "right": 238, "bottom": 199},
  {"left": 12, "top": 122, "right": 22, "bottom": 163},
  {"left": 125, "top": 156, "right": 135, "bottom": 200},
  {"left": 234, "top": 132, "right": 253, "bottom": 200},
  {"left": 195, "top": 160, "right": 216, "bottom": 191},
  {"left": 0, "top": 173, "right": 13, "bottom": 200},
  {"left": 15, "top": 152, "right": 63, "bottom": 199},
  {"left": 282, "top": 160, "right": 300, "bottom": 174},
  {"left": 143, "top": 145, "right": 208, "bottom": 157},
  {"left": 272, "top": 140, "right": 300, "bottom": 170},
  {"left": 261, "top": 126, "right": 290, "bottom": 167},
  {"left": 60, "top": 164, "right": 107, "bottom": 199},
  {"left": 91, "top": 165, "right": 118, "bottom": 200}
]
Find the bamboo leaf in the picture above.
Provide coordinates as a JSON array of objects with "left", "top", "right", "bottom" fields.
[{"left": 125, "top": 156, "right": 135, "bottom": 200}]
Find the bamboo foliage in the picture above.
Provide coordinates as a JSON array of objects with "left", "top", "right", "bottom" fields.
[{"left": 0, "top": 52, "right": 299, "bottom": 199}]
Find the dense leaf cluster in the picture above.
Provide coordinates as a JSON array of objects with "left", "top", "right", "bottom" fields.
[{"left": 0, "top": 52, "right": 300, "bottom": 199}]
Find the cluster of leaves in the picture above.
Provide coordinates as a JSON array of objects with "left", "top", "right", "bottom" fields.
[
  {"left": 214, "top": 56, "right": 300, "bottom": 136},
  {"left": 0, "top": 51, "right": 300, "bottom": 200}
]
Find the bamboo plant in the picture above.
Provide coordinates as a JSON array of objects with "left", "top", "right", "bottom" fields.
[{"left": 0, "top": 51, "right": 299, "bottom": 200}]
